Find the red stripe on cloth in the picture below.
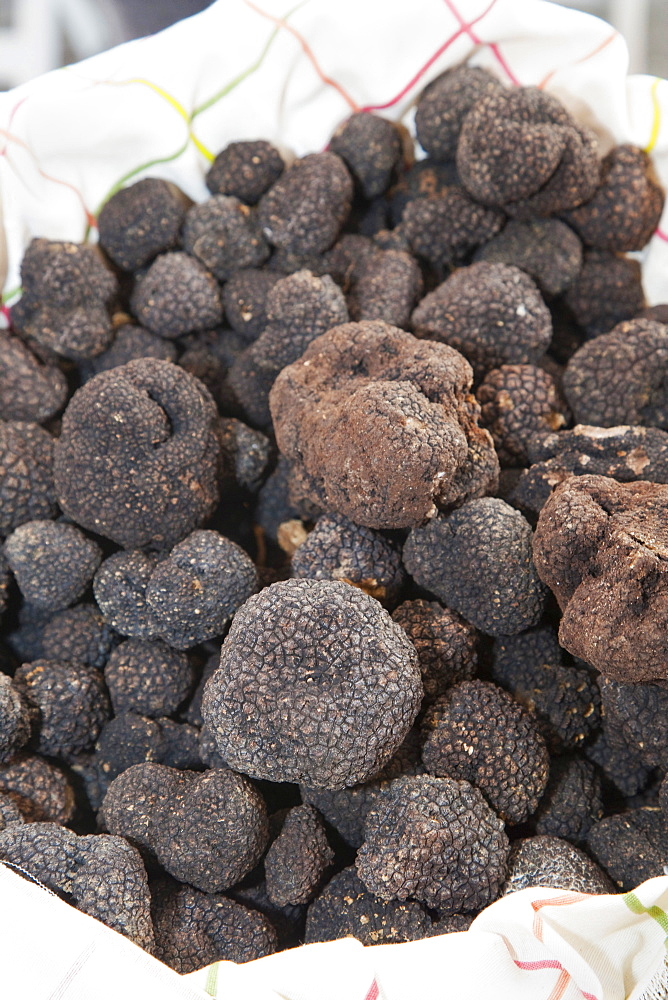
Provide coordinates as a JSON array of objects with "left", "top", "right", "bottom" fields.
[
  {"left": 655, "top": 227, "right": 668, "bottom": 242},
  {"left": 442, "top": 0, "right": 520, "bottom": 85},
  {"left": 359, "top": 0, "right": 498, "bottom": 112},
  {"left": 515, "top": 959, "right": 563, "bottom": 971},
  {"left": 364, "top": 979, "right": 379, "bottom": 1000}
]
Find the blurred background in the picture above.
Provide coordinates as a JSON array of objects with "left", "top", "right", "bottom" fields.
[{"left": 0, "top": 0, "right": 666, "bottom": 92}]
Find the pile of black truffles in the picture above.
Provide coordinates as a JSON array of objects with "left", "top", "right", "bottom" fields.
[{"left": 0, "top": 62, "right": 667, "bottom": 974}]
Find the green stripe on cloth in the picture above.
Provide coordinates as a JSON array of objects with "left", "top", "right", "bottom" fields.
[
  {"left": 204, "top": 961, "right": 220, "bottom": 997},
  {"left": 622, "top": 892, "right": 668, "bottom": 937}
]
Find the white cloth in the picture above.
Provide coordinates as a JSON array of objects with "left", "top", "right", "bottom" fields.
[
  {"left": 0, "top": 0, "right": 667, "bottom": 308},
  {"left": 1, "top": 862, "right": 667, "bottom": 999}
]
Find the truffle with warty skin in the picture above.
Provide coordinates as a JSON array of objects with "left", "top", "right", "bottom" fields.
[
  {"left": 0, "top": 754, "right": 76, "bottom": 823},
  {"left": 93, "top": 550, "right": 160, "bottom": 639},
  {"left": 269, "top": 320, "right": 499, "bottom": 530},
  {"left": 78, "top": 324, "right": 178, "bottom": 382},
  {"left": 218, "top": 418, "right": 271, "bottom": 493},
  {"left": 144, "top": 530, "right": 258, "bottom": 649},
  {"left": 0, "top": 421, "right": 56, "bottom": 535},
  {"left": 474, "top": 218, "right": 583, "bottom": 297},
  {"left": 222, "top": 268, "right": 282, "bottom": 341},
  {"left": 97, "top": 178, "right": 190, "bottom": 271},
  {"left": 206, "top": 140, "right": 284, "bottom": 204},
  {"left": 13, "top": 659, "right": 110, "bottom": 758},
  {"left": 356, "top": 774, "right": 509, "bottom": 913},
  {"left": 104, "top": 639, "right": 194, "bottom": 718},
  {"left": 477, "top": 364, "right": 569, "bottom": 466},
  {"left": 598, "top": 677, "right": 668, "bottom": 770},
  {"left": 346, "top": 249, "right": 423, "bottom": 330},
  {"left": 291, "top": 512, "right": 405, "bottom": 606},
  {"left": 4, "top": 520, "right": 102, "bottom": 612},
  {"left": 0, "top": 821, "right": 154, "bottom": 949},
  {"left": 391, "top": 600, "right": 478, "bottom": 703},
  {"left": 227, "top": 270, "right": 349, "bottom": 427},
  {"left": 402, "top": 189, "right": 504, "bottom": 269},
  {"left": 258, "top": 152, "right": 353, "bottom": 255},
  {"left": 264, "top": 804, "right": 334, "bottom": 906},
  {"left": 415, "top": 65, "right": 505, "bottom": 162},
  {"left": 0, "top": 674, "right": 32, "bottom": 764},
  {"left": 562, "top": 250, "right": 644, "bottom": 338},
  {"left": 421, "top": 679, "right": 550, "bottom": 824},
  {"left": 532, "top": 475, "right": 668, "bottom": 683},
  {"left": 502, "top": 836, "right": 615, "bottom": 895},
  {"left": 151, "top": 878, "right": 277, "bottom": 973},
  {"left": 403, "top": 499, "right": 547, "bottom": 636},
  {"left": 329, "top": 112, "right": 404, "bottom": 199},
  {"left": 54, "top": 359, "right": 221, "bottom": 550},
  {"left": 511, "top": 424, "right": 668, "bottom": 517},
  {"left": 305, "top": 866, "right": 433, "bottom": 945},
  {"left": 585, "top": 725, "right": 654, "bottom": 800},
  {"left": 491, "top": 627, "right": 600, "bottom": 750},
  {"left": 130, "top": 252, "right": 224, "bottom": 338},
  {"left": 534, "top": 756, "right": 603, "bottom": 842},
  {"left": 41, "top": 604, "right": 119, "bottom": 671},
  {"left": 411, "top": 263, "right": 552, "bottom": 381},
  {"left": 0, "top": 332, "right": 68, "bottom": 424},
  {"left": 102, "top": 763, "right": 268, "bottom": 892},
  {"left": 587, "top": 808, "right": 668, "bottom": 890},
  {"left": 202, "top": 578, "right": 423, "bottom": 789},
  {"left": 457, "top": 87, "right": 599, "bottom": 217},
  {"left": 562, "top": 320, "right": 668, "bottom": 429},
  {"left": 0, "top": 793, "right": 23, "bottom": 830},
  {"left": 182, "top": 196, "right": 270, "bottom": 281},
  {"left": 563, "top": 144, "right": 665, "bottom": 252}
]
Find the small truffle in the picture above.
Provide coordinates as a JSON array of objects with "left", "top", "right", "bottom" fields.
[
  {"left": 564, "top": 144, "right": 665, "bottom": 251},
  {"left": 258, "top": 152, "right": 353, "bottom": 254},
  {"left": 477, "top": 364, "right": 569, "bottom": 465},
  {"left": 265, "top": 804, "right": 334, "bottom": 906},
  {"left": 533, "top": 756, "right": 603, "bottom": 842},
  {"left": 356, "top": 774, "right": 509, "bottom": 913},
  {"left": 270, "top": 320, "right": 499, "bottom": 529},
  {"left": 474, "top": 218, "right": 583, "bottom": 297},
  {"left": 532, "top": 475, "right": 668, "bottom": 683},
  {"left": 291, "top": 512, "right": 405, "bottom": 606},
  {"left": 563, "top": 319, "right": 668, "bottom": 429},
  {"left": 502, "top": 835, "right": 615, "bottom": 895},
  {"left": 218, "top": 418, "right": 271, "bottom": 493},
  {"left": 598, "top": 677, "right": 668, "bottom": 770},
  {"left": 0, "top": 754, "right": 75, "bottom": 823},
  {"left": 102, "top": 763, "right": 268, "bottom": 892},
  {"left": 202, "top": 578, "right": 423, "bottom": 789},
  {"left": 587, "top": 808, "right": 668, "bottom": 890},
  {"left": 305, "top": 866, "right": 433, "bottom": 945},
  {"left": 206, "top": 140, "right": 284, "bottom": 204},
  {"left": 41, "top": 604, "right": 118, "bottom": 671},
  {"left": 97, "top": 178, "right": 189, "bottom": 271},
  {"left": 414, "top": 65, "right": 505, "bottom": 162},
  {"left": 222, "top": 268, "right": 282, "bottom": 341},
  {"left": 152, "top": 879, "right": 277, "bottom": 973},
  {"left": 94, "top": 713, "right": 201, "bottom": 785},
  {"left": 0, "top": 332, "right": 68, "bottom": 424},
  {"left": 0, "top": 821, "right": 154, "bottom": 949},
  {"left": 329, "top": 113, "right": 403, "bottom": 198},
  {"left": 347, "top": 249, "right": 423, "bottom": 330},
  {"left": 4, "top": 520, "right": 102, "bottom": 612},
  {"left": 104, "top": 639, "right": 194, "bottom": 717},
  {"left": 0, "top": 421, "right": 56, "bottom": 535},
  {"left": 93, "top": 550, "right": 160, "bottom": 639},
  {"left": 562, "top": 250, "right": 644, "bottom": 338},
  {"left": 411, "top": 263, "right": 552, "bottom": 381},
  {"left": 13, "top": 659, "right": 110, "bottom": 758},
  {"left": 402, "top": 189, "right": 504, "bottom": 269},
  {"left": 144, "top": 530, "right": 258, "bottom": 649},
  {"left": 54, "top": 359, "right": 221, "bottom": 549},
  {"left": 182, "top": 195, "right": 270, "bottom": 281},
  {"left": 421, "top": 679, "right": 550, "bottom": 824},
  {"left": 79, "top": 324, "right": 178, "bottom": 381},
  {"left": 130, "top": 252, "right": 224, "bottom": 338},
  {"left": 391, "top": 600, "right": 478, "bottom": 702},
  {"left": 404, "top": 499, "right": 546, "bottom": 636}
]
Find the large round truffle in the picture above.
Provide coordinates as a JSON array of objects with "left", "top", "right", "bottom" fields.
[
  {"left": 269, "top": 320, "right": 498, "bottom": 530},
  {"left": 201, "top": 578, "right": 423, "bottom": 788},
  {"left": 54, "top": 359, "right": 221, "bottom": 549}
]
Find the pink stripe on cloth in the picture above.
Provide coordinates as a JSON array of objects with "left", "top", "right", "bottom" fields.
[{"left": 364, "top": 979, "right": 379, "bottom": 1000}]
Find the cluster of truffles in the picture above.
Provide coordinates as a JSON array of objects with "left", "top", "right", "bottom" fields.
[{"left": 0, "top": 61, "right": 666, "bottom": 972}]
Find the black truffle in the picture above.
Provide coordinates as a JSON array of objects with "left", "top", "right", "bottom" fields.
[
  {"left": 182, "top": 195, "right": 270, "bottom": 281},
  {"left": 402, "top": 189, "right": 504, "bottom": 269},
  {"left": 391, "top": 600, "right": 478, "bottom": 702},
  {"left": 265, "top": 804, "right": 334, "bottom": 906},
  {"left": 534, "top": 756, "right": 603, "bottom": 842},
  {"left": 202, "top": 578, "right": 423, "bottom": 788},
  {"left": 474, "top": 218, "right": 583, "bottom": 297},
  {"left": 329, "top": 112, "right": 403, "bottom": 198},
  {"left": 0, "top": 754, "right": 76, "bottom": 823},
  {"left": 347, "top": 249, "right": 423, "bottom": 330},
  {"left": 587, "top": 808, "right": 668, "bottom": 890},
  {"left": 41, "top": 604, "right": 118, "bottom": 671},
  {"left": 102, "top": 763, "right": 268, "bottom": 892},
  {"left": 54, "top": 359, "right": 221, "bottom": 549},
  {"left": 104, "top": 639, "right": 194, "bottom": 717},
  {"left": 93, "top": 550, "right": 160, "bottom": 638},
  {"left": 4, "top": 520, "right": 102, "bottom": 612},
  {"left": 79, "top": 323, "right": 178, "bottom": 381},
  {"left": 0, "top": 421, "right": 56, "bottom": 535},
  {"left": 130, "top": 252, "right": 224, "bottom": 338},
  {"left": 0, "top": 674, "right": 32, "bottom": 764},
  {"left": 415, "top": 65, "right": 505, "bottom": 162},
  {"left": 404, "top": 499, "right": 546, "bottom": 636},
  {"left": 502, "top": 835, "right": 615, "bottom": 895},
  {"left": 0, "top": 332, "right": 68, "bottom": 424},
  {"left": 421, "top": 679, "right": 550, "bottom": 824},
  {"left": 562, "top": 250, "right": 644, "bottom": 338},
  {"left": 356, "top": 774, "right": 509, "bottom": 913},
  {"left": 206, "top": 140, "right": 284, "bottom": 204},
  {"left": 222, "top": 268, "right": 282, "bottom": 341},
  {"left": 97, "top": 178, "right": 190, "bottom": 271}
]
